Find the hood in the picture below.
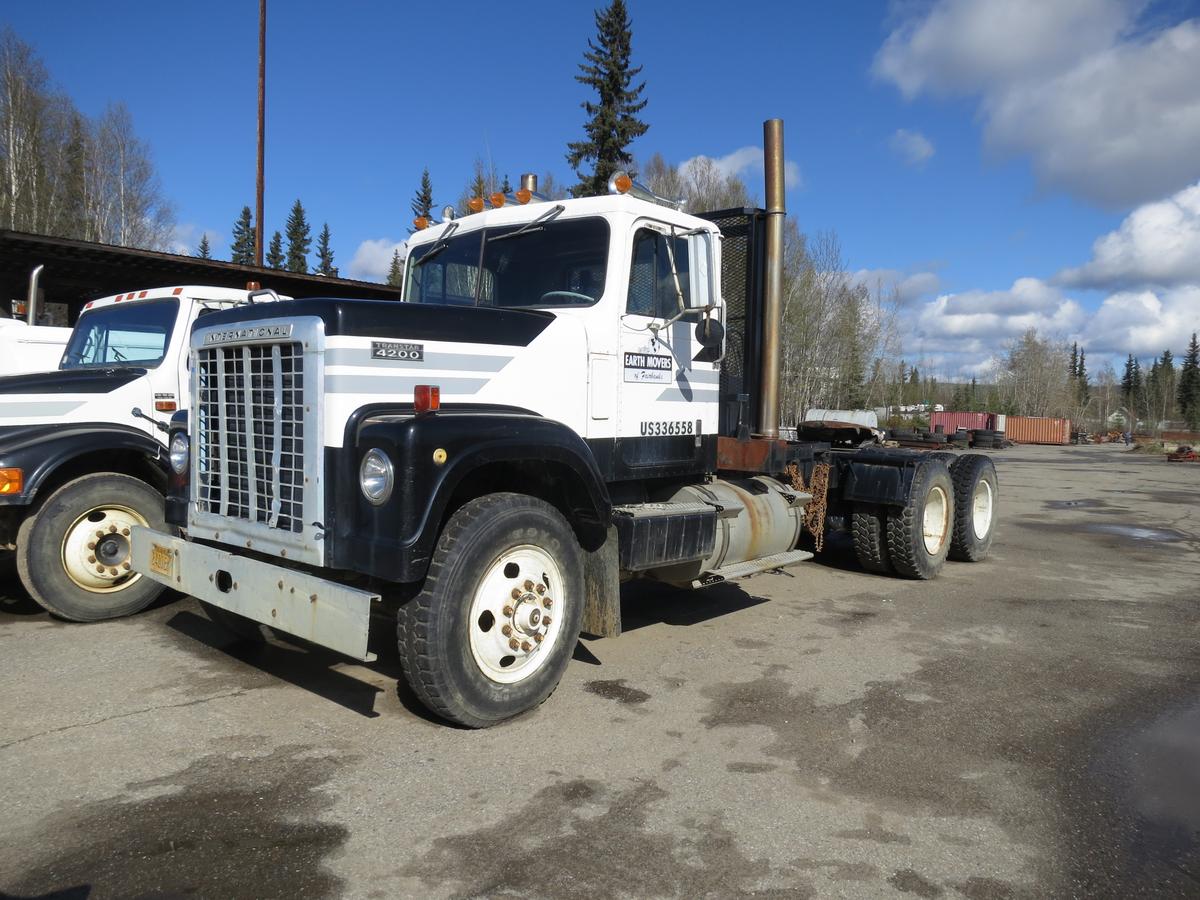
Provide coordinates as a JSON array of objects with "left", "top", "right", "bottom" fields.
[
  {"left": 196, "top": 298, "right": 555, "bottom": 347},
  {"left": 0, "top": 367, "right": 147, "bottom": 396}
]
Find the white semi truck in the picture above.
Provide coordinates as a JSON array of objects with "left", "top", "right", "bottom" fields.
[
  {"left": 133, "top": 121, "right": 999, "bottom": 727},
  {"left": 0, "top": 285, "right": 285, "bottom": 620}
]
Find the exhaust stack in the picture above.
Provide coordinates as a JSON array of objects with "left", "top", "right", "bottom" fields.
[
  {"left": 758, "top": 118, "right": 785, "bottom": 439},
  {"left": 519, "top": 173, "right": 538, "bottom": 193}
]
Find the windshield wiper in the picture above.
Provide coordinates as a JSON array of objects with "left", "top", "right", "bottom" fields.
[
  {"left": 411, "top": 221, "right": 460, "bottom": 268},
  {"left": 487, "top": 204, "right": 565, "bottom": 243}
]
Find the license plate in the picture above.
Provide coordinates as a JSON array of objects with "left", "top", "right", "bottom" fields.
[{"left": 149, "top": 542, "right": 174, "bottom": 578}]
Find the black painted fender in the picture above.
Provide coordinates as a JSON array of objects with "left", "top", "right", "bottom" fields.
[
  {"left": 331, "top": 411, "right": 611, "bottom": 583},
  {"left": 0, "top": 423, "right": 163, "bottom": 506}
]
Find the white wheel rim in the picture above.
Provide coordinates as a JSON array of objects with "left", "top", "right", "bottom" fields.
[
  {"left": 468, "top": 544, "right": 565, "bottom": 685},
  {"left": 972, "top": 478, "right": 994, "bottom": 540},
  {"left": 922, "top": 485, "right": 950, "bottom": 555},
  {"left": 61, "top": 504, "right": 148, "bottom": 593}
]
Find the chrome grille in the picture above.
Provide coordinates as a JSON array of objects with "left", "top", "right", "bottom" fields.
[{"left": 196, "top": 342, "right": 306, "bottom": 532}]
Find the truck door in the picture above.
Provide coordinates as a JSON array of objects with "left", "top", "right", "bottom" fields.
[{"left": 615, "top": 223, "right": 719, "bottom": 478}]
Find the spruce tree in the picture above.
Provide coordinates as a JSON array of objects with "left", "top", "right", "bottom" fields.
[
  {"left": 230, "top": 206, "right": 255, "bottom": 265},
  {"left": 566, "top": 0, "right": 649, "bottom": 197},
  {"left": 285, "top": 199, "right": 311, "bottom": 274},
  {"left": 411, "top": 168, "right": 434, "bottom": 222},
  {"left": 501, "top": 173, "right": 512, "bottom": 193},
  {"left": 196, "top": 234, "right": 211, "bottom": 259},
  {"left": 1076, "top": 350, "right": 1089, "bottom": 406},
  {"left": 1178, "top": 333, "right": 1200, "bottom": 430},
  {"left": 386, "top": 249, "right": 404, "bottom": 287},
  {"left": 266, "top": 230, "right": 285, "bottom": 269},
  {"left": 314, "top": 223, "right": 336, "bottom": 276},
  {"left": 1069, "top": 342, "right": 1079, "bottom": 379}
]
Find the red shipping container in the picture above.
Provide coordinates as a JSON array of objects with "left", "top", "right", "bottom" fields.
[
  {"left": 929, "top": 411, "right": 993, "bottom": 433},
  {"left": 1005, "top": 415, "right": 1071, "bottom": 445}
]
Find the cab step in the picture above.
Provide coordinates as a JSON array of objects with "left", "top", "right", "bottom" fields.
[{"left": 693, "top": 549, "right": 814, "bottom": 588}]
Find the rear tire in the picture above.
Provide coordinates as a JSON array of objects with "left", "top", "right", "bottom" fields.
[
  {"left": 852, "top": 504, "right": 893, "bottom": 574},
  {"left": 16, "top": 473, "right": 167, "bottom": 621},
  {"left": 949, "top": 455, "right": 999, "bottom": 561},
  {"left": 396, "top": 493, "right": 584, "bottom": 728},
  {"left": 886, "top": 459, "right": 954, "bottom": 580}
]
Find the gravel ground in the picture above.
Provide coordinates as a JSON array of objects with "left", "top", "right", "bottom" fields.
[{"left": 1, "top": 442, "right": 1198, "bottom": 899}]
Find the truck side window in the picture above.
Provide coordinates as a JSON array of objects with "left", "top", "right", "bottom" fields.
[{"left": 626, "top": 228, "right": 690, "bottom": 319}]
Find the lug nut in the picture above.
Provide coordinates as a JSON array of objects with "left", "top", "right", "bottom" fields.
[
  {"left": 95, "top": 530, "right": 105, "bottom": 539},
  {"left": 543, "top": 616, "right": 552, "bottom": 626},
  {"left": 109, "top": 524, "right": 118, "bottom": 533},
  {"left": 511, "top": 587, "right": 521, "bottom": 600},
  {"left": 503, "top": 605, "right": 514, "bottom": 617},
  {"left": 121, "top": 528, "right": 130, "bottom": 536},
  {"left": 87, "top": 555, "right": 96, "bottom": 563},
  {"left": 109, "top": 568, "right": 118, "bottom": 576},
  {"left": 521, "top": 641, "right": 531, "bottom": 652},
  {"left": 87, "top": 542, "right": 96, "bottom": 550},
  {"left": 95, "top": 565, "right": 105, "bottom": 573},
  {"left": 501, "top": 625, "right": 512, "bottom": 637},
  {"left": 523, "top": 579, "right": 533, "bottom": 591},
  {"left": 535, "top": 583, "right": 545, "bottom": 595},
  {"left": 122, "top": 562, "right": 131, "bottom": 570},
  {"left": 533, "top": 633, "right": 543, "bottom": 644},
  {"left": 543, "top": 597, "right": 553, "bottom": 608},
  {"left": 508, "top": 638, "right": 520, "bottom": 650}
]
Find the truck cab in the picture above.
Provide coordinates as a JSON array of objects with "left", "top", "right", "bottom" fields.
[{"left": 0, "top": 285, "right": 283, "bottom": 622}]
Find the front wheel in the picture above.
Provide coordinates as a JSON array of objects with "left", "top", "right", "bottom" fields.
[
  {"left": 16, "top": 473, "right": 167, "bottom": 621},
  {"left": 396, "top": 493, "right": 584, "bottom": 728}
]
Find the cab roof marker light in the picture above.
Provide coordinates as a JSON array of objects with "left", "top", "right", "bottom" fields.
[
  {"left": 138, "top": 290, "right": 148, "bottom": 298},
  {"left": 413, "top": 216, "right": 429, "bottom": 230},
  {"left": 489, "top": 192, "right": 506, "bottom": 209},
  {"left": 172, "top": 287, "right": 183, "bottom": 295},
  {"left": 467, "top": 197, "right": 485, "bottom": 214},
  {"left": 607, "top": 170, "right": 684, "bottom": 211}
]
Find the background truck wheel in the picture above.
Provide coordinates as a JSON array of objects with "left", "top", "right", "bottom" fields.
[
  {"left": 886, "top": 459, "right": 955, "bottom": 580},
  {"left": 16, "top": 473, "right": 167, "bottom": 621},
  {"left": 949, "top": 454, "right": 999, "bottom": 562},
  {"left": 851, "top": 504, "right": 893, "bottom": 574},
  {"left": 396, "top": 492, "right": 584, "bottom": 728},
  {"left": 199, "top": 601, "right": 272, "bottom": 644}
]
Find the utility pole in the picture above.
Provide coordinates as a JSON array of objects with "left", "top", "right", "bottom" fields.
[{"left": 255, "top": 0, "right": 266, "bottom": 267}]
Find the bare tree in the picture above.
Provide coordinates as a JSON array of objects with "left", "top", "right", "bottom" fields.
[
  {"left": 998, "top": 330, "right": 1071, "bottom": 417},
  {"left": 639, "top": 151, "right": 754, "bottom": 213}
]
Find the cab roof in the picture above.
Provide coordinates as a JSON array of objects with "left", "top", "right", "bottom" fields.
[{"left": 82, "top": 285, "right": 263, "bottom": 312}]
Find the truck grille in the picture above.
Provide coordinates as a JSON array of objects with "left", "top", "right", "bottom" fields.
[{"left": 195, "top": 342, "right": 306, "bottom": 533}]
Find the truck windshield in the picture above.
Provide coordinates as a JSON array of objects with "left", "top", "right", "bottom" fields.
[
  {"left": 405, "top": 217, "right": 609, "bottom": 308},
  {"left": 60, "top": 299, "right": 178, "bottom": 369}
]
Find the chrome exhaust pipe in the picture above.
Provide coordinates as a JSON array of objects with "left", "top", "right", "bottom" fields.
[{"left": 26, "top": 264, "right": 44, "bottom": 325}]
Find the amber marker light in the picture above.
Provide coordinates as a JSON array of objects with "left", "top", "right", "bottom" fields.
[
  {"left": 413, "top": 216, "right": 429, "bottom": 230},
  {"left": 0, "top": 468, "right": 23, "bottom": 495},
  {"left": 489, "top": 192, "right": 506, "bottom": 208},
  {"left": 515, "top": 188, "right": 532, "bottom": 204},
  {"left": 414, "top": 384, "right": 441, "bottom": 414},
  {"left": 467, "top": 197, "right": 485, "bottom": 213},
  {"left": 612, "top": 172, "right": 632, "bottom": 194}
]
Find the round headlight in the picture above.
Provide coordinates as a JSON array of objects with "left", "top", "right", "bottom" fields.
[
  {"left": 359, "top": 448, "right": 394, "bottom": 505},
  {"left": 169, "top": 432, "right": 189, "bottom": 474}
]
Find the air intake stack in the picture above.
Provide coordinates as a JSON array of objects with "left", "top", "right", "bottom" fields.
[{"left": 758, "top": 118, "right": 785, "bottom": 439}]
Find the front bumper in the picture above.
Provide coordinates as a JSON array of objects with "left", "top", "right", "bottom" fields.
[{"left": 131, "top": 527, "right": 379, "bottom": 661}]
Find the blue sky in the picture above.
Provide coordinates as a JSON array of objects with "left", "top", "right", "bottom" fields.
[{"left": 4, "top": 0, "right": 1200, "bottom": 376}]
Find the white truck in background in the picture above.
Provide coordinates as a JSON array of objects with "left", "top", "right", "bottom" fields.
[
  {"left": 1, "top": 266, "right": 72, "bottom": 374},
  {"left": 0, "top": 285, "right": 284, "bottom": 620}
]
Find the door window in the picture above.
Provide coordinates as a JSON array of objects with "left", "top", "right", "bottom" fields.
[{"left": 626, "top": 228, "right": 691, "bottom": 319}]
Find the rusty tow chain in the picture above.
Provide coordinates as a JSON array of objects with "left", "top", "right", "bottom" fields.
[{"left": 786, "top": 462, "right": 831, "bottom": 553}]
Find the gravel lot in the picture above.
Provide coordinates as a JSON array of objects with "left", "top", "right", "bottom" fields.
[{"left": 2, "top": 443, "right": 1198, "bottom": 899}]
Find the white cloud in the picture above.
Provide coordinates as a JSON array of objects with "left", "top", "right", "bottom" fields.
[
  {"left": 1057, "top": 182, "right": 1200, "bottom": 289},
  {"left": 168, "top": 223, "right": 223, "bottom": 258},
  {"left": 889, "top": 129, "right": 935, "bottom": 166},
  {"left": 679, "top": 145, "right": 803, "bottom": 191},
  {"left": 1081, "top": 286, "right": 1200, "bottom": 355},
  {"left": 349, "top": 238, "right": 404, "bottom": 282},
  {"left": 852, "top": 268, "right": 941, "bottom": 305},
  {"left": 874, "top": 1, "right": 1200, "bottom": 207}
]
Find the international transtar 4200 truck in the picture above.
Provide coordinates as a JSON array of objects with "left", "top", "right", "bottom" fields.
[{"left": 132, "top": 121, "right": 999, "bottom": 727}]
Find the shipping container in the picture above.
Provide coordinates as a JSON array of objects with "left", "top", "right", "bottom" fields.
[
  {"left": 929, "top": 411, "right": 993, "bottom": 433},
  {"left": 1005, "top": 415, "right": 1071, "bottom": 445}
]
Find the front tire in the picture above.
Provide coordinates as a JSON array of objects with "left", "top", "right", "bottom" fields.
[
  {"left": 16, "top": 473, "right": 167, "bottom": 621},
  {"left": 396, "top": 493, "right": 585, "bottom": 728},
  {"left": 886, "top": 459, "right": 955, "bottom": 580}
]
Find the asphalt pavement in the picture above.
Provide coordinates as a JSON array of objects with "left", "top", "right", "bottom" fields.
[{"left": 1, "top": 442, "right": 1198, "bottom": 899}]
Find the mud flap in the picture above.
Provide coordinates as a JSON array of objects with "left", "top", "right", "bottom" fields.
[{"left": 580, "top": 525, "right": 621, "bottom": 639}]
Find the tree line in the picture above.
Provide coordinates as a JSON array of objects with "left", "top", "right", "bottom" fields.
[
  {"left": 207, "top": 199, "right": 336, "bottom": 276},
  {"left": 0, "top": 28, "right": 173, "bottom": 249}
]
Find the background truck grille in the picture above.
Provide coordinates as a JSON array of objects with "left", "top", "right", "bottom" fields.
[{"left": 196, "top": 342, "right": 306, "bottom": 533}]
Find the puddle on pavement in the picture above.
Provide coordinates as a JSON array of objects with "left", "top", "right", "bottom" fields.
[
  {"left": 1107, "top": 699, "right": 1200, "bottom": 877},
  {"left": 1082, "top": 524, "right": 1188, "bottom": 542}
]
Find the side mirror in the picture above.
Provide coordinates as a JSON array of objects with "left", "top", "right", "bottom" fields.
[{"left": 695, "top": 318, "right": 724, "bottom": 350}]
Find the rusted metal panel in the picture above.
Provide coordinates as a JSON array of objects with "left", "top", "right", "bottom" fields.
[
  {"left": 1005, "top": 415, "right": 1071, "bottom": 445},
  {"left": 930, "top": 411, "right": 993, "bottom": 433}
]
